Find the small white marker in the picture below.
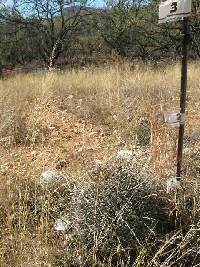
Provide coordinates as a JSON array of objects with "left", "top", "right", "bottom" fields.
[
  {"left": 167, "top": 177, "right": 180, "bottom": 193},
  {"left": 163, "top": 112, "right": 184, "bottom": 127}
]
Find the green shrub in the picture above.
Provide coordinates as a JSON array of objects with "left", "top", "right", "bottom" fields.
[{"left": 71, "top": 168, "right": 175, "bottom": 263}]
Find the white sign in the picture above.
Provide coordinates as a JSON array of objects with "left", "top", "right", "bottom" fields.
[
  {"left": 163, "top": 112, "right": 184, "bottom": 127},
  {"left": 159, "top": 0, "right": 192, "bottom": 23}
]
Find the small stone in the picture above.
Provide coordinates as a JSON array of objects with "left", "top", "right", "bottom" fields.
[
  {"left": 116, "top": 150, "right": 133, "bottom": 160},
  {"left": 166, "top": 178, "right": 180, "bottom": 194},
  {"left": 0, "top": 163, "right": 9, "bottom": 173},
  {"left": 68, "top": 94, "right": 73, "bottom": 99},
  {"left": 40, "top": 170, "right": 67, "bottom": 185},
  {"left": 54, "top": 217, "right": 72, "bottom": 232}
]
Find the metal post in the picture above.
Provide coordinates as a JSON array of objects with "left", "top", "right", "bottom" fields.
[{"left": 176, "top": 17, "right": 189, "bottom": 180}]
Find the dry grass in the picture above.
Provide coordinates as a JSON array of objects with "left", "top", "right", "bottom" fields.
[{"left": 0, "top": 62, "right": 199, "bottom": 266}]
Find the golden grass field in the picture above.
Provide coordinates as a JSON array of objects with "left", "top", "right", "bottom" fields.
[{"left": 0, "top": 63, "right": 199, "bottom": 266}]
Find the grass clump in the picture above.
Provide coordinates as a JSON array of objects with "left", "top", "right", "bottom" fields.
[{"left": 71, "top": 167, "right": 176, "bottom": 265}]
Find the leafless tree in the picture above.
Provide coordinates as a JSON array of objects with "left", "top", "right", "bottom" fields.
[{"left": 0, "top": 0, "right": 91, "bottom": 68}]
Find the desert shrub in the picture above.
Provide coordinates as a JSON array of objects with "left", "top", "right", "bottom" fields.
[
  {"left": 71, "top": 168, "right": 175, "bottom": 264},
  {"left": 0, "top": 110, "right": 28, "bottom": 144},
  {"left": 135, "top": 118, "right": 151, "bottom": 147}
]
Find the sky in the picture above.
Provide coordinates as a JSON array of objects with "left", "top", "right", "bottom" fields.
[
  {"left": 91, "top": 0, "right": 106, "bottom": 7},
  {"left": 4, "top": 0, "right": 107, "bottom": 8},
  {"left": 1, "top": 0, "right": 107, "bottom": 19}
]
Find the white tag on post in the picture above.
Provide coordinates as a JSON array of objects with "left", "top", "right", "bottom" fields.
[
  {"left": 163, "top": 112, "right": 184, "bottom": 127},
  {"left": 159, "top": 0, "right": 192, "bottom": 23}
]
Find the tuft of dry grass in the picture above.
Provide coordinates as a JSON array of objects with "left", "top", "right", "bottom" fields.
[{"left": 0, "top": 62, "right": 199, "bottom": 266}]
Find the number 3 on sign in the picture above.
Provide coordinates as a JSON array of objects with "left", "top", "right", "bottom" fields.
[
  {"left": 159, "top": 0, "right": 192, "bottom": 23},
  {"left": 170, "top": 2, "right": 177, "bottom": 13}
]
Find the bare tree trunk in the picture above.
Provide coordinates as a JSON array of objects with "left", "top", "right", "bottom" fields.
[{"left": 48, "top": 39, "right": 61, "bottom": 70}]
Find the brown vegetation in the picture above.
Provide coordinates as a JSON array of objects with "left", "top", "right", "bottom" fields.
[{"left": 0, "top": 63, "right": 199, "bottom": 266}]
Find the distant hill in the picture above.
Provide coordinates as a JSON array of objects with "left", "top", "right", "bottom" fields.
[{"left": 63, "top": 5, "right": 97, "bottom": 15}]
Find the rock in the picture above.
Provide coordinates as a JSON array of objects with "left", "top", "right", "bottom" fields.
[
  {"left": 116, "top": 150, "right": 132, "bottom": 160},
  {"left": 0, "top": 163, "right": 9, "bottom": 173},
  {"left": 166, "top": 178, "right": 180, "bottom": 194},
  {"left": 68, "top": 94, "right": 73, "bottom": 99},
  {"left": 54, "top": 216, "right": 73, "bottom": 232},
  {"left": 40, "top": 170, "right": 67, "bottom": 185}
]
